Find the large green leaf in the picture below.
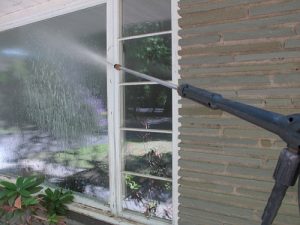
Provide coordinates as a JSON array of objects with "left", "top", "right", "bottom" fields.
[
  {"left": 21, "top": 176, "right": 43, "bottom": 189},
  {"left": 45, "top": 188, "right": 53, "bottom": 198},
  {"left": 6, "top": 190, "right": 17, "bottom": 198},
  {"left": 30, "top": 176, "right": 45, "bottom": 188},
  {"left": 19, "top": 189, "right": 31, "bottom": 197},
  {"left": 20, "top": 177, "right": 36, "bottom": 189},
  {"left": 0, "top": 190, "right": 9, "bottom": 199},
  {"left": 0, "top": 181, "right": 16, "bottom": 190},
  {"left": 59, "top": 193, "right": 74, "bottom": 203},
  {"left": 53, "top": 189, "right": 60, "bottom": 200},
  {"left": 16, "top": 177, "right": 25, "bottom": 188},
  {"left": 29, "top": 186, "right": 43, "bottom": 194},
  {"left": 22, "top": 197, "right": 38, "bottom": 206}
]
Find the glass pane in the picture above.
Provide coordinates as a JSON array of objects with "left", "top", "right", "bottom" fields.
[
  {"left": 122, "top": 0, "right": 171, "bottom": 37},
  {"left": 124, "top": 131, "right": 172, "bottom": 178},
  {"left": 0, "top": 5, "right": 109, "bottom": 203},
  {"left": 124, "top": 85, "right": 172, "bottom": 130},
  {"left": 123, "top": 174, "right": 172, "bottom": 220},
  {"left": 122, "top": 34, "right": 171, "bottom": 82}
]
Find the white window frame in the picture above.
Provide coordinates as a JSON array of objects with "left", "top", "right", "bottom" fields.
[
  {"left": 109, "top": 0, "right": 179, "bottom": 224},
  {"left": 0, "top": 0, "right": 180, "bottom": 224}
]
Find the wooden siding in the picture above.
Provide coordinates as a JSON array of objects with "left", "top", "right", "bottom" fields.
[{"left": 178, "top": 0, "right": 300, "bottom": 224}]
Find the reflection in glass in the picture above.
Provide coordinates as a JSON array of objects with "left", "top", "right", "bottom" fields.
[
  {"left": 124, "top": 131, "right": 172, "bottom": 178},
  {"left": 122, "top": 34, "right": 171, "bottom": 82},
  {"left": 0, "top": 5, "right": 109, "bottom": 203},
  {"left": 124, "top": 85, "right": 172, "bottom": 130},
  {"left": 122, "top": 0, "right": 171, "bottom": 37},
  {"left": 123, "top": 174, "right": 172, "bottom": 220}
]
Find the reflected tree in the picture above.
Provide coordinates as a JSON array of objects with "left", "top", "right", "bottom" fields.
[
  {"left": 123, "top": 34, "right": 172, "bottom": 122},
  {"left": 0, "top": 59, "right": 100, "bottom": 141}
]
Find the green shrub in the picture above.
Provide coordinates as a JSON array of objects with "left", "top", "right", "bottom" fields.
[{"left": 0, "top": 176, "right": 74, "bottom": 225}]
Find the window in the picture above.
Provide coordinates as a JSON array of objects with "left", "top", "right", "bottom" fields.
[
  {"left": 0, "top": 4, "right": 109, "bottom": 204},
  {"left": 0, "top": 0, "right": 178, "bottom": 224},
  {"left": 119, "top": 0, "right": 173, "bottom": 222}
]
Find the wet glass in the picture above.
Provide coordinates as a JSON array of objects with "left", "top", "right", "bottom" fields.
[
  {"left": 0, "top": 5, "right": 109, "bottom": 204},
  {"left": 123, "top": 131, "right": 172, "bottom": 178},
  {"left": 123, "top": 174, "right": 172, "bottom": 220},
  {"left": 122, "top": 34, "right": 171, "bottom": 82},
  {"left": 122, "top": 0, "right": 171, "bottom": 37},
  {"left": 123, "top": 84, "right": 172, "bottom": 130}
]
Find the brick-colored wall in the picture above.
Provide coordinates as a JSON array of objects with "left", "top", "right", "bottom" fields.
[{"left": 178, "top": 0, "right": 300, "bottom": 224}]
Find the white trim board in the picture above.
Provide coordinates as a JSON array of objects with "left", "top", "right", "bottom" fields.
[{"left": 0, "top": 0, "right": 106, "bottom": 32}]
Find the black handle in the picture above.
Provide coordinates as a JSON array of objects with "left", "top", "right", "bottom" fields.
[{"left": 261, "top": 148, "right": 300, "bottom": 225}]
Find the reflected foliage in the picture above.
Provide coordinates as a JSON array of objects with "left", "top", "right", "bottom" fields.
[
  {"left": 123, "top": 34, "right": 172, "bottom": 130},
  {"left": 122, "top": 20, "right": 172, "bottom": 220},
  {"left": 124, "top": 150, "right": 172, "bottom": 219},
  {"left": 123, "top": 21, "right": 171, "bottom": 37},
  {"left": 125, "top": 150, "right": 172, "bottom": 178},
  {"left": 125, "top": 85, "right": 172, "bottom": 130},
  {"left": 0, "top": 59, "right": 101, "bottom": 141},
  {"left": 124, "top": 174, "right": 172, "bottom": 219},
  {"left": 123, "top": 34, "right": 171, "bottom": 81},
  {"left": 0, "top": 63, "right": 29, "bottom": 127},
  {"left": 56, "top": 161, "right": 109, "bottom": 193}
]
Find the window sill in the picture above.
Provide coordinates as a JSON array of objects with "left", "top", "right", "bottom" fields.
[{"left": 68, "top": 202, "right": 144, "bottom": 225}]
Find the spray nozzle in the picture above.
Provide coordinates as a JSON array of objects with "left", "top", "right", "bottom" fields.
[{"left": 114, "top": 64, "right": 121, "bottom": 71}]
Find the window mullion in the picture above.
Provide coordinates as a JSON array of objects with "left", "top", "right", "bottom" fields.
[
  {"left": 107, "top": 0, "right": 122, "bottom": 215},
  {"left": 171, "top": 0, "right": 180, "bottom": 224}
]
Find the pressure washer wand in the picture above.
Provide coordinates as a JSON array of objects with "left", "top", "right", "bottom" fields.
[
  {"left": 114, "top": 64, "right": 177, "bottom": 90},
  {"left": 113, "top": 63, "right": 300, "bottom": 225}
]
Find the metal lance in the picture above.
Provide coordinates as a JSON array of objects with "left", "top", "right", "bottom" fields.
[{"left": 114, "top": 63, "right": 300, "bottom": 225}]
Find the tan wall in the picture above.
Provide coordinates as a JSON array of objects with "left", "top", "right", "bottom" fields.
[{"left": 178, "top": 0, "right": 300, "bottom": 224}]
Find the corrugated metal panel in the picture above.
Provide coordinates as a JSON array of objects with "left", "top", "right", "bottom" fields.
[{"left": 178, "top": 0, "right": 300, "bottom": 224}]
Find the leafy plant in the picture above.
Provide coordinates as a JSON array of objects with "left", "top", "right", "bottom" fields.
[
  {"left": 0, "top": 176, "right": 74, "bottom": 225},
  {"left": 125, "top": 175, "right": 141, "bottom": 191},
  {"left": 41, "top": 188, "right": 74, "bottom": 217},
  {"left": 0, "top": 176, "right": 44, "bottom": 224},
  {"left": 125, "top": 175, "right": 143, "bottom": 202}
]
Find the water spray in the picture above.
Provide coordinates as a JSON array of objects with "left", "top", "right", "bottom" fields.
[{"left": 113, "top": 63, "right": 300, "bottom": 225}]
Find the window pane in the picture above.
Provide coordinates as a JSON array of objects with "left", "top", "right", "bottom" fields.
[
  {"left": 0, "top": 5, "right": 109, "bottom": 203},
  {"left": 124, "top": 85, "right": 172, "bottom": 130},
  {"left": 124, "top": 131, "right": 172, "bottom": 178},
  {"left": 122, "top": 34, "right": 171, "bottom": 82},
  {"left": 122, "top": 0, "right": 171, "bottom": 37},
  {"left": 123, "top": 174, "right": 172, "bottom": 220}
]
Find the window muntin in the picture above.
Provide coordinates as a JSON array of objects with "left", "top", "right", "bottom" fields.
[
  {"left": 0, "top": 5, "right": 109, "bottom": 204},
  {"left": 122, "top": 0, "right": 171, "bottom": 37}
]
